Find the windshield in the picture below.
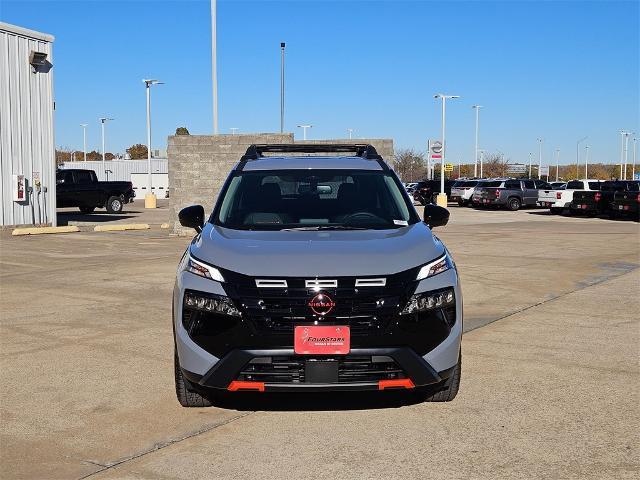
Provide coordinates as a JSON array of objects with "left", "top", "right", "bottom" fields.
[{"left": 214, "top": 169, "right": 417, "bottom": 230}]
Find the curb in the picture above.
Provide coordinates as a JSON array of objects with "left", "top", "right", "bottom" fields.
[
  {"left": 12, "top": 226, "right": 80, "bottom": 236},
  {"left": 94, "top": 224, "right": 150, "bottom": 232}
]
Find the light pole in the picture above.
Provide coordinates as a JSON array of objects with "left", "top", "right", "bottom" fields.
[
  {"left": 80, "top": 124, "right": 88, "bottom": 161},
  {"left": 297, "top": 124, "right": 312, "bottom": 141},
  {"left": 230, "top": 128, "right": 238, "bottom": 135},
  {"left": 584, "top": 145, "right": 590, "bottom": 179},
  {"left": 537, "top": 138, "right": 543, "bottom": 180},
  {"left": 280, "top": 42, "right": 285, "bottom": 133},
  {"left": 621, "top": 131, "right": 633, "bottom": 180},
  {"left": 211, "top": 0, "right": 218, "bottom": 134},
  {"left": 472, "top": 105, "right": 482, "bottom": 178},
  {"left": 434, "top": 94, "right": 460, "bottom": 206},
  {"left": 633, "top": 137, "right": 637, "bottom": 180},
  {"left": 555, "top": 148, "right": 560, "bottom": 181},
  {"left": 576, "top": 136, "right": 588, "bottom": 178},
  {"left": 528, "top": 152, "right": 533, "bottom": 178},
  {"left": 143, "top": 79, "right": 163, "bottom": 209},
  {"left": 99, "top": 117, "right": 114, "bottom": 177},
  {"left": 347, "top": 128, "right": 354, "bottom": 139},
  {"left": 478, "top": 149, "right": 485, "bottom": 179}
]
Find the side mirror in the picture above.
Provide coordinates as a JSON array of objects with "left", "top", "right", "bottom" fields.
[
  {"left": 423, "top": 204, "right": 449, "bottom": 229},
  {"left": 179, "top": 205, "right": 205, "bottom": 233}
]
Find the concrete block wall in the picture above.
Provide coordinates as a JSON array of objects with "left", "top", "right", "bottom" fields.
[{"left": 167, "top": 134, "right": 394, "bottom": 235}]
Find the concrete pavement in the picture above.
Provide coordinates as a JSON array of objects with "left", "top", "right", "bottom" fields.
[{"left": 0, "top": 207, "right": 638, "bottom": 479}]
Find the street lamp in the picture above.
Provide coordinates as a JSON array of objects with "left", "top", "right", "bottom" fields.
[
  {"left": 537, "top": 138, "right": 543, "bottom": 180},
  {"left": 99, "top": 117, "right": 114, "bottom": 177},
  {"left": 347, "top": 128, "right": 354, "bottom": 140},
  {"left": 472, "top": 105, "right": 482, "bottom": 178},
  {"left": 434, "top": 94, "right": 460, "bottom": 206},
  {"left": 633, "top": 137, "right": 637, "bottom": 180},
  {"left": 230, "top": 128, "right": 239, "bottom": 135},
  {"left": 280, "top": 42, "right": 285, "bottom": 133},
  {"left": 297, "top": 124, "right": 312, "bottom": 141},
  {"left": 211, "top": 0, "right": 218, "bottom": 134},
  {"left": 528, "top": 152, "right": 533, "bottom": 178},
  {"left": 80, "top": 124, "right": 88, "bottom": 162},
  {"left": 143, "top": 79, "right": 164, "bottom": 209},
  {"left": 555, "top": 148, "right": 560, "bottom": 182},
  {"left": 584, "top": 145, "right": 590, "bottom": 179},
  {"left": 478, "top": 149, "right": 485, "bottom": 178},
  {"left": 621, "top": 131, "right": 633, "bottom": 180},
  {"left": 576, "top": 136, "right": 588, "bottom": 178}
]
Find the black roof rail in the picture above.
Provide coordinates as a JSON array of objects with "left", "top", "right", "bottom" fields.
[{"left": 237, "top": 143, "right": 389, "bottom": 170}]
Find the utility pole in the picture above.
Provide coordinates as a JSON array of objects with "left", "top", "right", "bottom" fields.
[
  {"left": 211, "top": 0, "right": 218, "bottom": 134},
  {"left": 280, "top": 42, "right": 285, "bottom": 133},
  {"left": 576, "top": 136, "right": 588, "bottom": 179},
  {"left": 537, "top": 138, "right": 543, "bottom": 180},
  {"left": 143, "top": 79, "right": 163, "bottom": 209},
  {"left": 472, "top": 105, "right": 482, "bottom": 178},
  {"left": 434, "top": 93, "right": 460, "bottom": 207},
  {"left": 297, "top": 124, "right": 312, "bottom": 141},
  {"left": 584, "top": 145, "right": 590, "bottom": 179},
  {"left": 80, "top": 124, "right": 88, "bottom": 161}
]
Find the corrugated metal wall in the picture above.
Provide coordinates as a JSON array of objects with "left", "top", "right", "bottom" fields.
[
  {"left": 0, "top": 23, "right": 56, "bottom": 227},
  {"left": 59, "top": 159, "right": 168, "bottom": 181}
]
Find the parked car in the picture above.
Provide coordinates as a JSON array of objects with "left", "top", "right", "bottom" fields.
[
  {"left": 404, "top": 182, "right": 418, "bottom": 194},
  {"left": 450, "top": 180, "right": 479, "bottom": 206},
  {"left": 173, "top": 144, "right": 462, "bottom": 406},
  {"left": 570, "top": 180, "right": 639, "bottom": 217},
  {"left": 549, "top": 182, "right": 567, "bottom": 189},
  {"left": 56, "top": 169, "right": 135, "bottom": 214},
  {"left": 413, "top": 179, "right": 455, "bottom": 205},
  {"left": 472, "top": 179, "right": 551, "bottom": 211},
  {"left": 609, "top": 182, "right": 640, "bottom": 220},
  {"left": 538, "top": 179, "right": 601, "bottom": 214}
]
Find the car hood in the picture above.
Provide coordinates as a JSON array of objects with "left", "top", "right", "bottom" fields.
[{"left": 190, "top": 223, "right": 445, "bottom": 277}]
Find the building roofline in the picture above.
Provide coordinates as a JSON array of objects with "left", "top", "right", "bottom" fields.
[{"left": 0, "top": 22, "right": 55, "bottom": 42}]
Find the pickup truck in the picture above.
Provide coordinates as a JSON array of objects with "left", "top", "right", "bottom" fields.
[
  {"left": 610, "top": 183, "right": 640, "bottom": 220},
  {"left": 56, "top": 169, "right": 135, "bottom": 214},
  {"left": 472, "top": 179, "right": 551, "bottom": 211},
  {"left": 412, "top": 179, "right": 455, "bottom": 205},
  {"left": 450, "top": 180, "right": 479, "bottom": 206},
  {"left": 538, "top": 179, "right": 601, "bottom": 214},
  {"left": 570, "top": 180, "right": 638, "bottom": 217}
]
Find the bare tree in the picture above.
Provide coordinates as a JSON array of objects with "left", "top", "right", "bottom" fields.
[
  {"left": 482, "top": 152, "right": 510, "bottom": 178},
  {"left": 393, "top": 149, "right": 426, "bottom": 182}
]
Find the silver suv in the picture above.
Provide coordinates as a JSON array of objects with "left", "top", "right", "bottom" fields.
[{"left": 173, "top": 144, "right": 463, "bottom": 406}]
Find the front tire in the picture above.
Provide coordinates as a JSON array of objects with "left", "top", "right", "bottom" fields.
[
  {"left": 105, "top": 196, "right": 123, "bottom": 214},
  {"left": 174, "top": 351, "right": 212, "bottom": 408},
  {"left": 416, "top": 353, "right": 462, "bottom": 402}
]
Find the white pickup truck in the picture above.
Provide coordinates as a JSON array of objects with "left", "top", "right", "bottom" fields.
[{"left": 538, "top": 179, "right": 602, "bottom": 214}]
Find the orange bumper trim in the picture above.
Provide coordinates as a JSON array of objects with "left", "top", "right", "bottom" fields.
[
  {"left": 378, "top": 378, "right": 415, "bottom": 390},
  {"left": 227, "top": 381, "right": 265, "bottom": 392}
]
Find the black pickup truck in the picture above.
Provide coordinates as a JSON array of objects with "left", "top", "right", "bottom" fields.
[
  {"left": 56, "top": 169, "right": 135, "bottom": 214},
  {"left": 571, "top": 180, "right": 639, "bottom": 217},
  {"left": 412, "top": 179, "right": 455, "bottom": 205},
  {"left": 609, "top": 181, "right": 640, "bottom": 220}
]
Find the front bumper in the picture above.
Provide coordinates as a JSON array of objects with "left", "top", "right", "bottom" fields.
[{"left": 174, "top": 266, "right": 462, "bottom": 392}]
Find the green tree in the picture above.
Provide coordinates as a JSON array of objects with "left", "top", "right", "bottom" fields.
[
  {"left": 175, "top": 127, "right": 190, "bottom": 135},
  {"left": 126, "top": 144, "right": 148, "bottom": 159}
]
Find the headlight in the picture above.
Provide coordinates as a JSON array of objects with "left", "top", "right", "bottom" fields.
[
  {"left": 184, "top": 254, "right": 225, "bottom": 283},
  {"left": 184, "top": 291, "right": 241, "bottom": 317},
  {"left": 400, "top": 288, "right": 455, "bottom": 315},
  {"left": 416, "top": 253, "right": 452, "bottom": 281}
]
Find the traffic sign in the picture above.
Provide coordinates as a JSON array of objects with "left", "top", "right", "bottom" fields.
[
  {"left": 507, "top": 164, "right": 527, "bottom": 174},
  {"left": 539, "top": 166, "right": 550, "bottom": 176},
  {"left": 444, "top": 163, "right": 454, "bottom": 172}
]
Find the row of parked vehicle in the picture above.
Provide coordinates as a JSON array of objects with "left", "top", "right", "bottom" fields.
[{"left": 404, "top": 178, "right": 639, "bottom": 220}]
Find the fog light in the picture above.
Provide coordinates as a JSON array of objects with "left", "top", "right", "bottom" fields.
[{"left": 400, "top": 288, "right": 455, "bottom": 315}]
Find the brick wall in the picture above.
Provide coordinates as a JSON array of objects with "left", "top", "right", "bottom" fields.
[{"left": 167, "top": 134, "right": 394, "bottom": 234}]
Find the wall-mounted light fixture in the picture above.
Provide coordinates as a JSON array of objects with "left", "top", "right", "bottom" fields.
[{"left": 29, "top": 51, "right": 49, "bottom": 73}]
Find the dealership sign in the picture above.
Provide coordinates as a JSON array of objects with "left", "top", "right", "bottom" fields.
[{"left": 428, "top": 140, "right": 443, "bottom": 160}]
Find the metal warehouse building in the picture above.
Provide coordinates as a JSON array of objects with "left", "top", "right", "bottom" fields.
[{"left": 0, "top": 22, "right": 56, "bottom": 227}]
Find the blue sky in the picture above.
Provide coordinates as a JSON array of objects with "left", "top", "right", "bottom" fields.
[{"left": 2, "top": 0, "right": 638, "bottom": 166}]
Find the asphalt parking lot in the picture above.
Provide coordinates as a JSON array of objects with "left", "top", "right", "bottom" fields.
[{"left": 1, "top": 206, "right": 638, "bottom": 479}]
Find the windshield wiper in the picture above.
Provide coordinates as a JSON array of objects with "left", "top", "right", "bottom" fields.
[{"left": 280, "top": 225, "right": 367, "bottom": 231}]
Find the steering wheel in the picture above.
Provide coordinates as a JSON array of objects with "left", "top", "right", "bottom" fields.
[{"left": 342, "top": 212, "right": 380, "bottom": 224}]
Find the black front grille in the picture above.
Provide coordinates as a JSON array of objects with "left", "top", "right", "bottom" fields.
[
  {"left": 236, "top": 355, "right": 406, "bottom": 384},
  {"left": 220, "top": 269, "right": 418, "bottom": 335}
]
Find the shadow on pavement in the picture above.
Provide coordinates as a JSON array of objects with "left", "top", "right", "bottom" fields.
[
  {"left": 57, "top": 212, "right": 139, "bottom": 225},
  {"left": 209, "top": 390, "right": 432, "bottom": 412}
]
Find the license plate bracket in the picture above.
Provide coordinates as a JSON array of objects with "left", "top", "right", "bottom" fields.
[{"left": 305, "top": 359, "right": 339, "bottom": 383}]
